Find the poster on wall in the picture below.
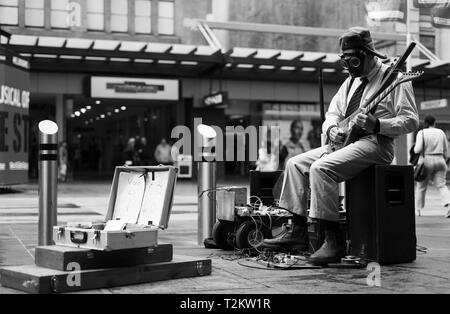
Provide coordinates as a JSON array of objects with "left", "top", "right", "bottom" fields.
[
  {"left": 0, "top": 50, "right": 30, "bottom": 186},
  {"left": 262, "top": 103, "right": 324, "bottom": 168}
]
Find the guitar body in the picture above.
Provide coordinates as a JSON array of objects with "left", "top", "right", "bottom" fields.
[
  {"left": 327, "top": 125, "right": 369, "bottom": 154},
  {"left": 343, "top": 125, "right": 370, "bottom": 146}
]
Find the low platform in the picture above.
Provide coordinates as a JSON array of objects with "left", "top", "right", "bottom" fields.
[{"left": 0, "top": 256, "right": 211, "bottom": 294}]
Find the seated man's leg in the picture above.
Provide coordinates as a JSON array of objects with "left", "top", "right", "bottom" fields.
[
  {"left": 263, "top": 146, "right": 327, "bottom": 251},
  {"left": 308, "top": 135, "right": 394, "bottom": 265}
]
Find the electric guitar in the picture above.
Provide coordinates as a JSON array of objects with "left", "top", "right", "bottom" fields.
[{"left": 328, "top": 70, "right": 423, "bottom": 154}]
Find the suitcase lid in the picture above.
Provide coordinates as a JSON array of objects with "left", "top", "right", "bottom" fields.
[{"left": 106, "top": 166, "right": 177, "bottom": 229}]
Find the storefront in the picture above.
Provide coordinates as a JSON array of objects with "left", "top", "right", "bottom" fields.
[{"left": 28, "top": 74, "right": 182, "bottom": 180}]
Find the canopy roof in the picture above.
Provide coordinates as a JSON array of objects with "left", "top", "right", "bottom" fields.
[{"left": 1, "top": 34, "right": 449, "bottom": 87}]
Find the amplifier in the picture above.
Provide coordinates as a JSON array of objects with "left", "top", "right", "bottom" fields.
[
  {"left": 249, "top": 170, "right": 283, "bottom": 206},
  {"left": 346, "top": 165, "right": 416, "bottom": 265}
]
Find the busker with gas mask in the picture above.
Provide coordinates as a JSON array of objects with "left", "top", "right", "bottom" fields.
[{"left": 263, "top": 27, "right": 419, "bottom": 265}]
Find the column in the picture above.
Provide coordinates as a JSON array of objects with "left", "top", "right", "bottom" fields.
[{"left": 55, "top": 95, "right": 67, "bottom": 145}]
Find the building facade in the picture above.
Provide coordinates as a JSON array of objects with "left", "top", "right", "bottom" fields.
[{"left": 0, "top": 0, "right": 449, "bottom": 181}]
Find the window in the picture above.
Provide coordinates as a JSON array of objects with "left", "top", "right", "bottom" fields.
[
  {"left": 111, "top": 0, "right": 128, "bottom": 32},
  {"left": 51, "top": 0, "right": 70, "bottom": 29},
  {"left": 25, "top": 0, "right": 44, "bottom": 27},
  {"left": 158, "top": 1, "right": 174, "bottom": 35},
  {"left": 135, "top": 0, "right": 151, "bottom": 34},
  {"left": 87, "top": 0, "right": 104, "bottom": 31},
  {"left": 0, "top": 0, "right": 18, "bottom": 25}
]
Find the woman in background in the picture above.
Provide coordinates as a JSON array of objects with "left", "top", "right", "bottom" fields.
[
  {"left": 414, "top": 115, "right": 450, "bottom": 218},
  {"left": 279, "top": 120, "right": 306, "bottom": 169}
]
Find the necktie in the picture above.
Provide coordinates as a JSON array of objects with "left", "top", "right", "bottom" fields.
[{"left": 345, "top": 78, "right": 368, "bottom": 118}]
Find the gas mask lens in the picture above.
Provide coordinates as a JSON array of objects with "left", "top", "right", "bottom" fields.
[{"left": 340, "top": 55, "right": 361, "bottom": 70}]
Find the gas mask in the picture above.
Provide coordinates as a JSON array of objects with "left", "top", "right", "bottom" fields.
[{"left": 340, "top": 50, "right": 366, "bottom": 78}]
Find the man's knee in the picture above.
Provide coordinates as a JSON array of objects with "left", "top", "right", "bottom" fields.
[
  {"left": 285, "top": 155, "right": 305, "bottom": 171},
  {"left": 310, "top": 160, "right": 339, "bottom": 182},
  {"left": 310, "top": 160, "right": 325, "bottom": 175}
]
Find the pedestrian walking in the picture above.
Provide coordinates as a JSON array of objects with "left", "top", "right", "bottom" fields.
[
  {"left": 123, "top": 137, "right": 138, "bottom": 166},
  {"left": 414, "top": 115, "right": 450, "bottom": 218},
  {"left": 58, "top": 141, "right": 69, "bottom": 182},
  {"left": 154, "top": 139, "right": 173, "bottom": 165},
  {"left": 137, "top": 137, "right": 152, "bottom": 166}
]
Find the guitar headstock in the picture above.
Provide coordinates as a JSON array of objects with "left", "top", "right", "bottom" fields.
[{"left": 396, "top": 71, "right": 424, "bottom": 84}]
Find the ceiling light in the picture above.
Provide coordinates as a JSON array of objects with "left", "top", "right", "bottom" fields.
[
  {"left": 81, "top": 108, "right": 87, "bottom": 114},
  {"left": 115, "top": 109, "right": 120, "bottom": 113},
  {"left": 96, "top": 100, "right": 101, "bottom": 105},
  {"left": 121, "top": 106, "right": 127, "bottom": 111},
  {"left": 75, "top": 111, "right": 81, "bottom": 117},
  {"left": 100, "top": 114, "right": 105, "bottom": 119},
  {"left": 86, "top": 106, "right": 92, "bottom": 110}
]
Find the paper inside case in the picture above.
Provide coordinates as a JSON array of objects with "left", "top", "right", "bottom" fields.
[{"left": 113, "top": 171, "right": 170, "bottom": 226}]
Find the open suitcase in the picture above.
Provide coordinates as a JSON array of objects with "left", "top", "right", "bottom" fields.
[{"left": 53, "top": 166, "right": 177, "bottom": 251}]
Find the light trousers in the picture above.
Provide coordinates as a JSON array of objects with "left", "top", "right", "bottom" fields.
[
  {"left": 279, "top": 135, "right": 394, "bottom": 222},
  {"left": 415, "top": 155, "right": 450, "bottom": 210}
]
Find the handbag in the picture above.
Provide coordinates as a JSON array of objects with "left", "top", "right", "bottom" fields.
[
  {"left": 409, "top": 144, "right": 420, "bottom": 166},
  {"left": 414, "top": 130, "right": 427, "bottom": 182}
]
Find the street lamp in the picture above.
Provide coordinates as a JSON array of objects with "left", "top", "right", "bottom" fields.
[
  {"left": 38, "top": 120, "right": 59, "bottom": 246},
  {"left": 197, "top": 124, "right": 218, "bottom": 247}
]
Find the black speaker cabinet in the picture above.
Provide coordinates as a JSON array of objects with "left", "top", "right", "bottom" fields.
[{"left": 346, "top": 165, "right": 416, "bottom": 265}]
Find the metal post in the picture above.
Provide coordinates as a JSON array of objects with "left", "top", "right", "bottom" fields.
[
  {"left": 38, "top": 120, "right": 59, "bottom": 246},
  {"left": 197, "top": 125, "right": 217, "bottom": 246},
  {"left": 406, "top": 0, "right": 415, "bottom": 164}
]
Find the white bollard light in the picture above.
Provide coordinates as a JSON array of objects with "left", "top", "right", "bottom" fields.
[
  {"left": 38, "top": 120, "right": 59, "bottom": 246},
  {"left": 197, "top": 124, "right": 217, "bottom": 246}
]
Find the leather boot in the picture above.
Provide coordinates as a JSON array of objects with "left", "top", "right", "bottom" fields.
[
  {"left": 262, "top": 216, "right": 309, "bottom": 252},
  {"left": 308, "top": 221, "right": 346, "bottom": 266}
]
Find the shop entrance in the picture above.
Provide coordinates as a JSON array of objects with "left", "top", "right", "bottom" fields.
[{"left": 67, "top": 99, "right": 177, "bottom": 180}]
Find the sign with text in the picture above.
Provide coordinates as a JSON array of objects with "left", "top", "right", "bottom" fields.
[
  {"left": 91, "top": 77, "right": 179, "bottom": 101},
  {"left": 0, "top": 55, "right": 30, "bottom": 186},
  {"left": 414, "top": 0, "right": 450, "bottom": 28},
  {"left": 366, "top": 0, "right": 407, "bottom": 23},
  {"left": 203, "top": 92, "right": 229, "bottom": 108},
  {"left": 420, "top": 99, "right": 448, "bottom": 110}
]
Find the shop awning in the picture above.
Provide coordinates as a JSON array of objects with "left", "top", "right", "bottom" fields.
[{"left": 1, "top": 34, "right": 449, "bottom": 87}]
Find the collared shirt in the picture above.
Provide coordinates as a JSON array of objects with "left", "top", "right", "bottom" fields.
[{"left": 322, "top": 59, "right": 419, "bottom": 138}]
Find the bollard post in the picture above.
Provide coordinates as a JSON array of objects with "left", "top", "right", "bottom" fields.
[
  {"left": 38, "top": 120, "right": 59, "bottom": 246},
  {"left": 197, "top": 124, "right": 217, "bottom": 246}
]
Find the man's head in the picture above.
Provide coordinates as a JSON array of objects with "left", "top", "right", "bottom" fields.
[
  {"left": 424, "top": 115, "right": 436, "bottom": 128},
  {"left": 339, "top": 27, "right": 387, "bottom": 78}
]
